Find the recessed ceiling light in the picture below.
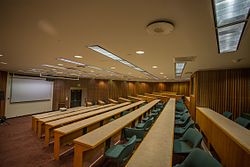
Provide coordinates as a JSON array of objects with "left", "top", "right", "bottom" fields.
[
  {"left": 164, "top": 76, "right": 167, "bottom": 78},
  {"left": 74, "top": 55, "right": 83, "bottom": 59},
  {"left": 110, "top": 67, "right": 116, "bottom": 70},
  {"left": 57, "top": 64, "right": 63, "bottom": 66},
  {"left": 160, "top": 72, "right": 164, "bottom": 75},
  {"left": 0, "top": 62, "right": 7, "bottom": 65},
  {"left": 136, "top": 51, "right": 144, "bottom": 55},
  {"left": 90, "top": 70, "right": 94, "bottom": 73},
  {"left": 0, "top": 54, "right": 3, "bottom": 57},
  {"left": 152, "top": 66, "right": 158, "bottom": 69}
]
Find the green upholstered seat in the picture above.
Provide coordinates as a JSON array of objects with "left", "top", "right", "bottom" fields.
[
  {"left": 174, "top": 128, "right": 203, "bottom": 154},
  {"left": 175, "top": 109, "right": 189, "bottom": 119},
  {"left": 176, "top": 103, "right": 186, "bottom": 112},
  {"left": 136, "top": 117, "right": 154, "bottom": 130},
  {"left": 174, "top": 148, "right": 222, "bottom": 167},
  {"left": 142, "top": 113, "right": 158, "bottom": 122},
  {"left": 176, "top": 99, "right": 184, "bottom": 104},
  {"left": 124, "top": 127, "right": 145, "bottom": 142},
  {"left": 175, "top": 113, "right": 191, "bottom": 127},
  {"left": 121, "top": 110, "right": 130, "bottom": 116},
  {"left": 174, "top": 120, "right": 195, "bottom": 136},
  {"left": 223, "top": 111, "right": 233, "bottom": 119},
  {"left": 105, "top": 135, "right": 137, "bottom": 164},
  {"left": 152, "top": 108, "right": 161, "bottom": 114},
  {"left": 156, "top": 103, "right": 164, "bottom": 109},
  {"left": 235, "top": 117, "right": 250, "bottom": 129}
]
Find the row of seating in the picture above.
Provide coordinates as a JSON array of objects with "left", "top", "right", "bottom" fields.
[
  {"left": 223, "top": 111, "right": 250, "bottom": 129},
  {"left": 173, "top": 99, "right": 222, "bottom": 167},
  {"left": 104, "top": 102, "right": 165, "bottom": 166}
]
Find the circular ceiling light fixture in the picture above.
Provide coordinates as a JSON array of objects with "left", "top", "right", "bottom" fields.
[
  {"left": 146, "top": 21, "right": 174, "bottom": 35},
  {"left": 136, "top": 50, "right": 144, "bottom": 55}
]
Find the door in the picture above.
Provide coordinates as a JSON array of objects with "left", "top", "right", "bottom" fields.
[{"left": 70, "top": 89, "right": 82, "bottom": 108}]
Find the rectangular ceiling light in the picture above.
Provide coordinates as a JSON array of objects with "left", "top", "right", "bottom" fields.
[
  {"left": 217, "top": 22, "right": 245, "bottom": 53},
  {"left": 213, "top": 0, "right": 249, "bottom": 53},
  {"left": 88, "top": 45, "right": 159, "bottom": 80},
  {"left": 175, "top": 62, "right": 186, "bottom": 77},
  {"left": 214, "top": 0, "right": 250, "bottom": 27},
  {"left": 57, "top": 58, "right": 86, "bottom": 66}
]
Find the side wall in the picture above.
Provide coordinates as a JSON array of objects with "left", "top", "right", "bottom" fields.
[
  {"left": 193, "top": 68, "right": 250, "bottom": 119},
  {"left": 0, "top": 71, "right": 7, "bottom": 116}
]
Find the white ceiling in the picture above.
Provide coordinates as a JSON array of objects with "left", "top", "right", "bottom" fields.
[{"left": 0, "top": 0, "right": 249, "bottom": 82}]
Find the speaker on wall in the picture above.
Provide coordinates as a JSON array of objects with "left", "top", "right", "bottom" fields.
[{"left": 0, "top": 91, "right": 5, "bottom": 100}]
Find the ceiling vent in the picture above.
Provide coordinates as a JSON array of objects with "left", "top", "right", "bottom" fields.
[
  {"left": 174, "top": 56, "right": 196, "bottom": 63},
  {"left": 146, "top": 21, "right": 174, "bottom": 35}
]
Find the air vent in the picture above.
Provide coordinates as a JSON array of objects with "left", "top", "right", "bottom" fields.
[
  {"left": 174, "top": 56, "right": 196, "bottom": 62},
  {"left": 146, "top": 21, "right": 174, "bottom": 35}
]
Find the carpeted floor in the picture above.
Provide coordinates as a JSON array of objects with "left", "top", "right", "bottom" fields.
[{"left": 0, "top": 116, "right": 73, "bottom": 167}]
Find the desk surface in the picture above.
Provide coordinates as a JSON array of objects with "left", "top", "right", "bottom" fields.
[
  {"left": 108, "top": 98, "right": 118, "bottom": 104},
  {"left": 33, "top": 106, "right": 89, "bottom": 119},
  {"left": 137, "top": 94, "right": 156, "bottom": 99},
  {"left": 55, "top": 101, "right": 145, "bottom": 135},
  {"left": 127, "top": 96, "right": 143, "bottom": 101},
  {"left": 145, "top": 93, "right": 168, "bottom": 98},
  {"left": 46, "top": 102, "right": 130, "bottom": 127},
  {"left": 39, "top": 105, "right": 111, "bottom": 123},
  {"left": 118, "top": 97, "right": 132, "bottom": 102},
  {"left": 197, "top": 107, "right": 250, "bottom": 153},
  {"left": 127, "top": 98, "right": 175, "bottom": 167},
  {"left": 185, "top": 96, "right": 190, "bottom": 102},
  {"left": 74, "top": 99, "right": 160, "bottom": 149}
]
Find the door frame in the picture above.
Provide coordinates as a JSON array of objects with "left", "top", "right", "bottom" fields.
[{"left": 69, "top": 87, "right": 83, "bottom": 108}]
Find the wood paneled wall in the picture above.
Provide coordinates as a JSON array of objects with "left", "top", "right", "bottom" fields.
[
  {"left": 194, "top": 68, "right": 250, "bottom": 119},
  {"left": 52, "top": 79, "right": 190, "bottom": 110},
  {"left": 0, "top": 71, "right": 7, "bottom": 116}
]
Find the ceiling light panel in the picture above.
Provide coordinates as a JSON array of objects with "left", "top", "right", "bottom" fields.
[
  {"left": 175, "top": 62, "right": 186, "bottom": 77},
  {"left": 214, "top": 0, "right": 250, "bottom": 27},
  {"left": 88, "top": 45, "right": 159, "bottom": 80},
  {"left": 217, "top": 22, "right": 245, "bottom": 53}
]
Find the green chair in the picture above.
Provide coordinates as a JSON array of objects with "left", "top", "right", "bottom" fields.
[
  {"left": 223, "top": 111, "right": 232, "bottom": 119},
  {"left": 152, "top": 108, "right": 161, "bottom": 114},
  {"left": 176, "top": 99, "right": 184, "bottom": 104},
  {"left": 174, "top": 120, "right": 195, "bottom": 137},
  {"left": 176, "top": 103, "right": 186, "bottom": 112},
  {"left": 156, "top": 103, "right": 164, "bottom": 109},
  {"left": 174, "top": 148, "right": 222, "bottom": 167},
  {"left": 142, "top": 113, "right": 158, "bottom": 122},
  {"left": 175, "top": 109, "right": 189, "bottom": 119},
  {"left": 175, "top": 113, "right": 191, "bottom": 127},
  {"left": 136, "top": 117, "right": 154, "bottom": 131},
  {"left": 105, "top": 135, "right": 137, "bottom": 165},
  {"left": 174, "top": 128, "right": 203, "bottom": 154},
  {"left": 235, "top": 117, "right": 250, "bottom": 129},
  {"left": 124, "top": 127, "right": 145, "bottom": 142},
  {"left": 121, "top": 110, "right": 130, "bottom": 116}
]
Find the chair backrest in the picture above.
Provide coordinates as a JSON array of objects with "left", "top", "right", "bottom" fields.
[
  {"left": 180, "top": 113, "right": 190, "bottom": 122},
  {"left": 223, "top": 111, "right": 233, "bottom": 119},
  {"left": 120, "top": 135, "right": 137, "bottom": 163},
  {"left": 182, "top": 128, "right": 203, "bottom": 148},
  {"left": 176, "top": 103, "right": 185, "bottom": 112},
  {"left": 180, "top": 148, "right": 222, "bottom": 167},
  {"left": 143, "top": 117, "right": 154, "bottom": 130},
  {"left": 235, "top": 117, "right": 250, "bottom": 129},
  {"left": 124, "top": 128, "right": 145, "bottom": 140},
  {"left": 184, "top": 120, "right": 195, "bottom": 129}
]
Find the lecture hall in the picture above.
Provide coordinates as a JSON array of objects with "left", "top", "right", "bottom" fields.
[{"left": 0, "top": 0, "right": 249, "bottom": 167}]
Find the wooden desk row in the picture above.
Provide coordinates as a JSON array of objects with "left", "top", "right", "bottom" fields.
[
  {"left": 118, "top": 97, "right": 132, "bottom": 103},
  {"left": 137, "top": 94, "right": 156, "bottom": 102},
  {"left": 37, "top": 104, "right": 114, "bottom": 138},
  {"left": 196, "top": 107, "right": 250, "bottom": 167},
  {"left": 185, "top": 96, "right": 190, "bottom": 110},
  {"left": 32, "top": 105, "right": 96, "bottom": 132},
  {"left": 144, "top": 93, "right": 169, "bottom": 102},
  {"left": 44, "top": 102, "right": 131, "bottom": 145},
  {"left": 127, "top": 95, "right": 143, "bottom": 102},
  {"left": 127, "top": 98, "right": 175, "bottom": 167},
  {"left": 108, "top": 98, "right": 119, "bottom": 104},
  {"left": 73, "top": 99, "right": 160, "bottom": 167},
  {"left": 53, "top": 101, "right": 145, "bottom": 160}
]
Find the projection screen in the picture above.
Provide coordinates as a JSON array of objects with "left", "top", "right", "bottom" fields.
[{"left": 11, "top": 77, "right": 53, "bottom": 103}]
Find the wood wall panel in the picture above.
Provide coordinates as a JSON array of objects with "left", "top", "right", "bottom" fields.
[
  {"left": 0, "top": 71, "right": 7, "bottom": 116},
  {"left": 165, "top": 82, "right": 190, "bottom": 96},
  {"left": 195, "top": 68, "right": 250, "bottom": 119},
  {"left": 52, "top": 79, "right": 190, "bottom": 110}
]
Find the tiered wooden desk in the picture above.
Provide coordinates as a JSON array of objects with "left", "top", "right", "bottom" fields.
[
  {"left": 108, "top": 98, "right": 118, "bottom": 104},
  {"left": 127, "top": 95, "right": 143, "bottom": 102},
  {"left": 196, "top": 107, "right": 250, "bottom": 167},
  {"left": 37, "top": 105, "right": 107, "bottom": 137},
  {"left": 98, "top": 100, "right": 105, "bottom": 105},
  {"left": 53, "top": 101, "right": 145, "bottom": 160},
  {"left": 185, "top": 96, "right": 190, "bottom": 110},
  {"left": 127, "top": 98, "right": 175, "bottom": 167},
  {"left": 32, "top": 105, "right": 94, "bottom": 132},
  {"left": 118, "top": 97, "right": 132, "bottom": 103},
  {"left": 144, "top": 93, "right": 169, "bottom": 102},
  {"left": 137, "top": 95, "right": 156, "bottom": 102},
  {"left": 152, "top": 92, "right": 183, "bottom": 100},
  {"left": 44, "top": 102, "right": 130, "bottom": 145},
  {"left": 73, "top": 99, "right": 160, "bottom": 167}
]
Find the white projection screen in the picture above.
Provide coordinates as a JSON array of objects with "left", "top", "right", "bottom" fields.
[{"left": 11, "top": 77, "right": 53, "bottom": 103}]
